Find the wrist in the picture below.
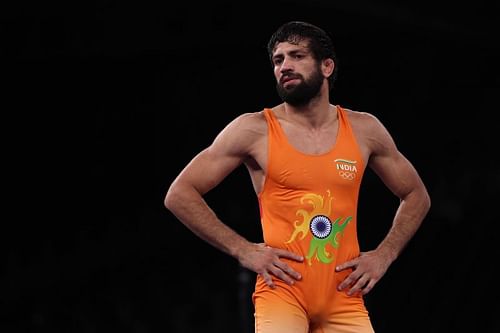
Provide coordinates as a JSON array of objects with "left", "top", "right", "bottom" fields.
[
  {"left": 376, "top": 244, "right": 398, "bottom": 264},
  {"left": 230, "top": 239, "right": 254, "bottom": 262}
]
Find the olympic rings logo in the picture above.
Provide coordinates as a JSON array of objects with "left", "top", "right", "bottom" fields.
[{"left": 339, "top": 171, "right": 356, "bottom": 180}]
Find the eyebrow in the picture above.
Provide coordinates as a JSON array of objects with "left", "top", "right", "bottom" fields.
[{"left": 272, "top": 48, "right": 309, "bottom": 61}]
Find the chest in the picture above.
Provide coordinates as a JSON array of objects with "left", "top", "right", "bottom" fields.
[
  {"left": 267, "top": 148, "right": 364, "bottom": 192},
  {"left": 282, "top": 123, "right": 339, "bottom": 156}
]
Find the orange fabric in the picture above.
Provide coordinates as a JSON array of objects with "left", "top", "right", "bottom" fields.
[{"left": 253, "top": 106, "right": 374, "bottom": 332}]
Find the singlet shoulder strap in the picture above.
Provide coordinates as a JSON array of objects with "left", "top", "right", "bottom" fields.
[
  {"left": 263, "top": 108, "right": 284, "bottom": 139},
  {"left": 336, "top": 105, "right": 355, "bottom": 139}
]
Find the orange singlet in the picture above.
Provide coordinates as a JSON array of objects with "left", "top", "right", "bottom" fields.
[{"left": 253, "top": 106, "right": 375, "bottom": 333}]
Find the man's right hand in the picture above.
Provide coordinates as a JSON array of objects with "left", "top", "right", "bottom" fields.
[{"left": 238, "top": 243, "right": 303, "bottom": 289}]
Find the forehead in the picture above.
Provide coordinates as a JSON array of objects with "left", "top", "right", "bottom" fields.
[{"left": 272, "top": 39, "right": 311, "bottom": 56}]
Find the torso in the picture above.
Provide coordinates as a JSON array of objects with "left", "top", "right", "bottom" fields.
[
  {"left": 253, "top": 103, "right": 369, "bottom": 317},
  {"left": 243, "top": 104, "right": 372, "bottom": 195}
]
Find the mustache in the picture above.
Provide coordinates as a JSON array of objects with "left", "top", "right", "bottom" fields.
[{"left": 280, "top": 73, "right": 303, "bottom": 84}]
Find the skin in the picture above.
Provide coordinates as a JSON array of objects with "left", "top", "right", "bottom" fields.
[{"left": 165, "top": 39, "right": 431, "bottom": 294}]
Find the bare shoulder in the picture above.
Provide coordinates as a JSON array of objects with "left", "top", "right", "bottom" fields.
[
  {"left": 210, "top": 110, "right": 267, "bottom": 156},
  {"left": 341, "top": 106, "right": 396, "bottom": 153},
  {"left": 229, "top": 110, "right": 267, "bottom": 136},
  {"left": 342, "top": 107, "right": 383, "bottom": 131}
]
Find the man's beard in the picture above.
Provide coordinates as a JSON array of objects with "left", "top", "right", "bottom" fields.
[{"left": 276, "top": 66, "right": 324, "bottom": 106}]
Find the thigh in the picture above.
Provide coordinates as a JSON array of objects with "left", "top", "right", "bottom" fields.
[
  {"left": 253, "top": 288, "right": 308, "bottom": 333},
  {"left": 311, "top": 313, "right": 375, "bottom": 333}
]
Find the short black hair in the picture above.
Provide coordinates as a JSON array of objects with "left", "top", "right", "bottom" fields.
[{"left": 267, "top": 21, "right": 338, "bottom": 90}]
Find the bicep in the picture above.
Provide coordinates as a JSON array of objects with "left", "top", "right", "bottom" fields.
[
  {"left": 365, "top": 118, "right": 425, "bottom": 199},
  {"left": 171, "top": 114, "right": 258, "bottom": 195},
  {"left": 369, "top": 149, "right": 423, "bottom": 199},
  {"left": 174, "top": 145, "right": 244, "bottom": 195}
]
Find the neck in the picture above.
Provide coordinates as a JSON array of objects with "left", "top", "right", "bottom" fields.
[{"left": 282, "top": 88, "right": 334, "bottom": 129}]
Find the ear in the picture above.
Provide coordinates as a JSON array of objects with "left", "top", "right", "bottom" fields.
[{"left": 322, "top": 58, "right": 335, "bottom": 78}]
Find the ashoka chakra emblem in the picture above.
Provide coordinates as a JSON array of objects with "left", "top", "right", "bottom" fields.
[{"left": 310, "top": 215, "right": 332, "bottom": 239}]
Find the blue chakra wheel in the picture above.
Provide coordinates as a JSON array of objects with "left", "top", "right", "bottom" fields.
[{"left": 310, "top": 215, "right": 332, "bottom": 239}]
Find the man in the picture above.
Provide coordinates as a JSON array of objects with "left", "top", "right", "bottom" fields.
[{"left": 165, "top": 21, "right": 431, "bottom": 333}]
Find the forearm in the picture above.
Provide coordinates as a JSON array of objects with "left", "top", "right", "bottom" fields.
[
  {"left": 165, "top": 184, "right": 251, "bottom": 260},
  {"left": 376, "top": 188, "right": 431, "bottom": 263}
]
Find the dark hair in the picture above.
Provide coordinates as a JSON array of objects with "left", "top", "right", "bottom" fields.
[{"left": 267, "top": 21, "right": 338, "bottom": 90}]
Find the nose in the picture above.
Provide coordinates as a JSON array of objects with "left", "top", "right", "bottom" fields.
[{"left": 280, "top": 57, "right": 294, "bottom": 73}]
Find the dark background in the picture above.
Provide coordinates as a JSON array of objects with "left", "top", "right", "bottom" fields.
[{"left": 3, "top": 1, "right": 499, "bottom": 332}]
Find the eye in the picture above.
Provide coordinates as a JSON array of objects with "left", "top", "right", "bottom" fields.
[{"left": 273, "top": 58, "right": 283, "bottom": 66}]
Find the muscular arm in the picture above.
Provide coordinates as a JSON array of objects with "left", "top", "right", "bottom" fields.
[
  {"left": 165, "top": 113, "right": 303, "bottom": 288},
  {"left": 367, "top": 116, "right": 431, "bottom": 262},
  {"left": 337, "top": 112, "right": 431, "bottom": 295},
  {"left": 165, "top": 114, "right": 256, "bottom": 258}
]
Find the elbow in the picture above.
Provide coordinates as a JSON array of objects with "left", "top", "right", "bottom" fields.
[
  {"left": 425, "top": 191, "right": 432, "bottom": 214},
  {"left": 164, "top": 183, "right": 180, "bottom": 212},
  {"left": 419, "top": 188, "right": 432, "bottom": 219},
  {"left": 164, "top": 179, "right": 197, "bottom": 213},
  {"left": 422, "top": 184, "right": 431, "bottom": 211},
  {"left": 164, "top": 178, "right": 204, "bottom": 214}
]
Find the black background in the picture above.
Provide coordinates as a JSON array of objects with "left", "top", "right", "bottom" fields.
[{"left": 3, "top": 1, "right": 499, "bottom": 332}]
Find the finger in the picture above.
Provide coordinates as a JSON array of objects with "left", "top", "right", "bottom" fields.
[
  {"left": 275, "top": 249, "right": 304, "bottom": 262},
  {"left": 268, "top": 265, "right": 296, "bottom": 286},
  {"left": 337, "top": 271, "right": 362, "bottom": 291},
  {"left": 361, "top": 279, "right": 376, "bottom": 295},
  {"left": 273, "top": 260, "right": 302, "bottom": 281},
  {"left": 260, "top": 271, "right": 275, "bottom": 289},
  {"left": 335, "top": 259, "right": 357, "bottom": 272},
  {"left": 347, "top": 275, "right": 370, "bottom": 296}
]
